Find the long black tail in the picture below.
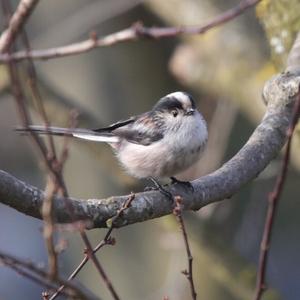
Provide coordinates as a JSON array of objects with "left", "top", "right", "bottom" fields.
[
  {"left": 16, "top": 125, "right": 94, "bottom": 136},
  {"left": 15, "top": 125, "right": 119, "bottom": 143}
]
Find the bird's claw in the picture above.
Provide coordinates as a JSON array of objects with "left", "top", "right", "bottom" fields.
[
  {"left": 148, "top": 177, "right": 173, "bottom": 201},
  {"left": 170, "top": 177, "right": 194, "bottom": 192},
  {"left": 144, "top": 186, "right": 156, "bottom": 192}
]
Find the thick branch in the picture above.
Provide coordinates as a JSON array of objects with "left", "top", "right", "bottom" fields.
[
  {"left": 252, "top": 31, "right": 300, "bottom": 300},
  {"left": 1, "top": 71, "right": 299, "bottom": 229}
]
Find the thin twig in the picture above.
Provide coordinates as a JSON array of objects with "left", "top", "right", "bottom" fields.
[
  {"left": 10, "top": 44, "right": 115, "bottom": 300},
  {"left": 81, "top": 233, "right": 121, "bottom": 300},
  {"left": 18, "top": 19, "right": 61, "bottom": 280},
  {"left": 50, "top": 193, "right": 135, "bottom": 300},
  {"left": 56, "top": 113, "right": 122, "bottom": 299},
  {"left": 42, "top": 110, "right": 121, "bottom": 299},
  {"left": 42, "top": 180, "right": 59, "bottom": 279},
  {"left": 253, "top": 92, "right": 300, "bottom": 300},
  {"left": 0, "top": 0, "right": 39, "bottom": 53},
  {"left": 2, "top": 256, "right": 58, "bottom": 292},
  {"left": 40, "top": 110, "right": 78, "bottom": 281},
  {"left": 173, "top": 196, "right": 197, "bottom": 300},
  {"left": 58, "top": 110, "right": 78, "bottom": 166},
  {"left": 49, "top": 255, "right": 90, "bottom": 300},
  {"left": 2, "top": 0, "right": 59, "bottom": 280},
  {"left": 0, "top": 0, "right": 261, "bottom": 62},
  {"left": 2, "top": 2, "right": 120, "bottom": 298},
  {"left": 0, "top": 251, "right": 92, "bottom": 299},
  {"left": 21, "top": 30, "right": 58, "bottom": 160},
  {"left": 96, "top": 192, "right": 136, "bottom": 251},
  {"left": 41, "top": 108, "right": 77, "bottom": 281}
]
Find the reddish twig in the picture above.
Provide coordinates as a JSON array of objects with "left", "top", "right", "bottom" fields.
[
  {"left": 1, "top": 254, "right": 58, "bottom": 292},
  {"left": 173, "top": 196, "right": 197, "bottom": 300},
  {"left": 0, "top": 0, "right": 261, "bottom": 63},
  {"left": 50, "top": 193, "right": 135, "bottom": 300},
  {"left": 0, "top": 0, "right": 39, "bottom": 53},
  {"left": 9, "top": 44, "right": 116, "bottom": 300},
  {"left": 81, "top": 233, "right": 121, "bottom": 300},
  {"left": 97, "top": 192, "right": 136, "bottom": 250},
  {"left": 0, "top": 251, "right": 90, "bottom": 299},
  {"left": 2, "top": 2, "right": 120, "bottom": 298},
  {"left": 42, "top": 111, "right": 121, "bottom": 299},
  {"left": 0, "top": 0, "right": 261, "bottom": 298},
  {"left": 42, "top": 180, "right": 59, "bottom": 279},
  {"left": 2, "top": 0, "right": 59, "bottom": 281},
  {"left": 9, "top": 53, "right": 110, "bottom": 295},
  {"left": 18, "top": 21, "right": 62, "bottom": 280},
  {"left": 58, "top": 110, "right": 79, "bottom": 166},
  {"left": 253, "top": 92, "right": 300, "bottom": 300},
  {"left": 21, "top": 30, "right": 58, "bottom": 161},
  {"left": 41, "top": 111, "right": 78, "bottom": 280}
]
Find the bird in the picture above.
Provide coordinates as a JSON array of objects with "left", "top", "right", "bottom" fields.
[{"left": 16, "top": 92, "right": 208, "bottom": 190}]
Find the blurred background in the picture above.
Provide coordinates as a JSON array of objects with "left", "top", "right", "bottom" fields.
[{"left": 0, "top": 0, "right": 300, "bottom": 299}]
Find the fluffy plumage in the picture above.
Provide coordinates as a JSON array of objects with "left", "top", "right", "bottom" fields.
[{"left": 16, "top": 92, "right": 208, "bottom": 179}]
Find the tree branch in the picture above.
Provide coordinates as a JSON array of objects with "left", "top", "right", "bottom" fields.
[
  {"left": 0, "top": 0, "right": 260, "bottom": 62},
  {"left": 253, "top": 33, "right": 300, "bottom": 300},
  {"left": 1, "top": 70, "right": 299, "bottom": 228},
  {"left": 0, "top": 251, "right": 101, "bottom": 300},
  {"left": 0, "top": 0, "right": 39, "bottom": 53},
  {"left": 49, "top": 193, "right": 135, "bottom": 300},
  {"left": 173, "top": 196, "right": 197, "bottom": 300},
  {"left": 253, "top": 90, "right": 300, "bottom": 300}
]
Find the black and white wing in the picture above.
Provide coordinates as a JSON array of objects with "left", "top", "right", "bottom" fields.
[
  {"left": 112, "top": 113, "right": 165, "bottom": 146},
  {"left": 15, "top": 113, "right": 165, "bottom": 146}
]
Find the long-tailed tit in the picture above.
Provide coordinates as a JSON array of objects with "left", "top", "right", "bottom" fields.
[{"left": 17, "top": 92, "right": 208, "bottom": 185}]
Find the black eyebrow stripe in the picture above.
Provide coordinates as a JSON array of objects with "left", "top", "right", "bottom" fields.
[
  {"left": 152, "top": 97, "right": 183, "bottom": 111},
  {"left": 184, "top": 93, "right": 196, "bottom": 108}
]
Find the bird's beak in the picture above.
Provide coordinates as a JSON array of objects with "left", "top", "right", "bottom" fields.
[{"left": 185, "top": 108, "right": 195, "bottom": 116}]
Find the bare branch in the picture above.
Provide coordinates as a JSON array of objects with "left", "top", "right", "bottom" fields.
[
  {"left": 42, "top": 181, "right": 59, "bottom": 280},
  {"left": 21, "top": 30, "right": 58, "bottom": 160},
  {"left": 0, "top": 0, "right": 39, "bottom": 53},
  {"left": 0, "top": 0, "right": 261, "bottom": 63},
  {"left": 173, "top": 196, "right": 197, "bottom": 300},
  {"left": 252, "top": 31, "right": 300, "bottom": 299},
  {"left": 0, "top": 251, "right": 100, "bottom": 300},
  {"left": 40, "top": 112, "right": 77, "bottom": 281},
  {"left": 7, "top": 36, "right": 118, "bottom": 300},
  {"left": 253, "top": 90, "right": 300, "bottom": 300},
  {"left": 1, "top": 2, "right": 120, "bottom": 296},
  {"left": 19, "top": 21, "right": 61, "bottom": 280},
  {"left": 1, "top": 70, "right": 299, "bottom": 228},
  {"left": 50, "top": 194, "right": 135, "bottom": 300}
]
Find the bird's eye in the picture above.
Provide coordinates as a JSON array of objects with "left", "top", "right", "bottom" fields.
[{"left": 171, "top": 110, "right": 178, "bottom": 117}]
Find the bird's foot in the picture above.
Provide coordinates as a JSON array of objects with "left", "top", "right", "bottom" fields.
[
  {"left": 144, "top": 186, "right": 156, "bottom": 192},
  {"left": 170, "top": 177, "right": 194, "bottom": 192},
  {"left": 148, "top": 177, "right": 173, "bottom": 201}
]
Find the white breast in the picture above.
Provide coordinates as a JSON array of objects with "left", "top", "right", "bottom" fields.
[{"left": 116, "top": 112, "right": 207, "bottom": 179}]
